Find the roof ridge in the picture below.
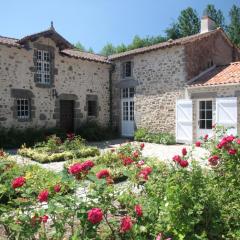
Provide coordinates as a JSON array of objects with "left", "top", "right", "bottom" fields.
[
  {"left": 69, "top": 48, "right": 107, "bottom": 58},
  {"left": 0, "top": 35, "right": 19, "bottom": 41},
  {"left": 108, "top": 29, "right": 220, "bottom": 60}
]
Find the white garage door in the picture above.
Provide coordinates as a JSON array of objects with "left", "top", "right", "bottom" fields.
[
  {"left": 216, "top": 97, "right": 237, "bottom": 136},
  {"left": 176, "top": 99, "right": 193, "bottom": 144}
]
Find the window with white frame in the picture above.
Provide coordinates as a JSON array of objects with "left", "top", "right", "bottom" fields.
[
  {"left": 36, "top": 50, "right": 51, "bottom": 84},
  {"left": 17, "top": 98, "right": 30, "bottom": 119},
  {"left": 121, "top": 88, "right": 135, "bottom": 98}
]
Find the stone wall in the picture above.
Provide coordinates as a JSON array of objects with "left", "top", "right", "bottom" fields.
[
  {"left": 0, "top": 37, "right": 111, "bottom": 129},
  {"left": 112, "top": 46, "right": 187, "bottom": 135},
  {"left": 187, "top": 84, "right": 240, "bottom": 142},
  {"left": 185, "top": 31, "right": 234, "bottom": 80}
]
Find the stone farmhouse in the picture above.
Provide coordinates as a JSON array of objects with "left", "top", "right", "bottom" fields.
[{"left": 0, "top": 16, "right": 240, "bottom": 143}]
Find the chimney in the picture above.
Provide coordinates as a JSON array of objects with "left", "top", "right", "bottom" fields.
[{"left": 200, "top": 16, "right": 216, "bottom": 33}]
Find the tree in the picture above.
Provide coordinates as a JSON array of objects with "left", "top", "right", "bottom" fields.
[
  {"left": 165, "top": 22, "right": 181, "bottom": 39},
  {"left": 228, "top": 4, "right": 240, "bottom": 47},
  {"left": 116, "top": 43, "right": 127, "bottom": 53},
  {"left": 203, "top": 4, "right": 225, "bottom": 29},
  {"left": 75, "top": 42, "right": 85, "bottom": 51},
  {"left": 100, "top": 43, "right": 116, "bottom": 56},
  {"left": 88, "top": 47, "right": 94, "bottom": 53},
  {"left": 178, "top": 7, "right": 200, "bottom": 37}
]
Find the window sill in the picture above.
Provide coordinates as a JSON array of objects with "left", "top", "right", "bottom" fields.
[{"left": 17, "top": 118, "right": 32, "bottom": 122}]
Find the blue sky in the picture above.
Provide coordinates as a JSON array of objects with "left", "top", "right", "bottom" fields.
[{"left": 0, "top": 0, "right": 239, "bottom": 52}]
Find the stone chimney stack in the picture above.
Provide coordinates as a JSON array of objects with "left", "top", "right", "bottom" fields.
[{"left": 200, "top": 16, "right": 216, "bottom": 33}]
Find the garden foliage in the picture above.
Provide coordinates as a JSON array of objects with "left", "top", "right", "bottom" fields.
[{"left": 0, "top": 126, "right": 240, "bottom": 239}]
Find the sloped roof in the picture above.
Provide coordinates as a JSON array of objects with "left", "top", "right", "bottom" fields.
[
  {"left": 188, "top": 62, "right": 240, "bottom": 87},
  {"left": 0, "top": 29, "right": 110, "bottom": 64},
  {"left": 108, "top": 28, "right": 232, "bottom": 60},
  {"left": 61, "top": 49, "right": 110, "bottom": 64}
]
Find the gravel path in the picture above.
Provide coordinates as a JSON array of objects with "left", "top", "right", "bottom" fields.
[{"left": 9, "top": 139, "right": 209, "bottom": 172}]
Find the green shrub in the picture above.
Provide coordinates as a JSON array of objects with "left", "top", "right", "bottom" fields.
[
  {"left": 76, "top": 121, "right": 118, "bottom": 141},
  {"left": 134, "top": 128, "right": 176, "bottom": 145},
  {"left": 0, "top": 127, "right": 66, "bottom": 149}
]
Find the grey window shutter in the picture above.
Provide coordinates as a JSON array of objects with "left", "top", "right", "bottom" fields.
[
  {"left": 33, "top": 49, "right": 38, "bottom": 82},
  {"left": 121, "top": 62, "right": 125, "bottom": 78}
]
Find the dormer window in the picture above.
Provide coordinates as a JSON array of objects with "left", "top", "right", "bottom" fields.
[
  {"left": 36, "top": 50, "right": 51, "bottom": 84},
  {"left": 123, "top": 61, "right": 132, "bottom": 78}
]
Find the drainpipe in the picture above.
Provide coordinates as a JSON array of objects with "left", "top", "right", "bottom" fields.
[{"left": 109, "top": 64, "right": 115, "bottom": 129}]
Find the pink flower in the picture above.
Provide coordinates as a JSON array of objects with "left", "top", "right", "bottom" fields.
[
  {"left": 12, "top": 176, "right": 26, "bottom": 189},
  {"left": 235, "top": 138, "right": 240, "bottom": 145},
  {"left": 68, "top": 163, "right": 82, "bottom": 175},
  {"left": 67, "top": 133, "right": 75, "bottom": 141},
  {"left": 96, "top": 169, "right": 110, "bottom": 179},
  {"left": 182, "top": 147, "right": 187, "bottom": 156},
  {"left": 134, "top": 204, "right": 143, "bottom": 217},
  {"left": 38, "top": 190, "right": 49, "bottom": 202},
  {"left": 208, "top": 155, "right": 219, "bottom": 166},
  {"left": 54, "top": 184, "right": 61, "bottom": 193},
  {"left": 195, "top": 141, "right": 201, "bottom": 147},
  {"left": 140, "top": 143, "right": 145, "bottom": 149},
  {"left": 136, "top": 160, "right": 145, "bottom": 167},
  {"left": 156, "top": 233, "right": 172, "bottom": 240},
  {"left": 179, "top": 160, "right": 189, "bottom": 168},
  {"left": 172, "top": 155, "right": 181, "bottom": 163},
  {"left": 228, "top": 149, "right": 237, "bottom": 155},
  {"left": 40, "top": 215, "right": 48, "bottom": 223},
  {"left": 122, "top": 157, "right": 134, "bottom": 166},
  {"left": 139, "top": 166, "right": 152, "bottom": 180},
  {"left": 120, "top": 216, "right": 133, "bottom": 232},
  {"left": 226, "top": 135, "right": 235, "bottom": 142},
  {"left": 87, "top": 208, "right": 103, "bottom": 224}
]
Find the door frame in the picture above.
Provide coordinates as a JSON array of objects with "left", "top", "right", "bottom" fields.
[
  {"left": 59, "top": 100, "right": 75, "bottom": 132},
  {"left": 120, "top": 88, "right": 135, "bottom": 137},
  {"left": 196, "top": 98, "right": 214, "bottom": 139}
]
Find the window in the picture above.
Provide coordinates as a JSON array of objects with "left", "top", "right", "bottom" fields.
[
  {"left": 36, "top": 50, "right": 51, "bottom": 84},
  {"left": 88, "top": 100, "right": 97, "bottom": 117},
  {"left": 17, "top": 98, "right": 30, "bottom": 119},
  {"left": 121, "top": 88, "right": 135, "bottom": 99},
  {"left": 199, "top": 100, "right": 212, "bottom": 129},
  {"left": 123, "top": 61, "right": 132, "bottom": 78}
]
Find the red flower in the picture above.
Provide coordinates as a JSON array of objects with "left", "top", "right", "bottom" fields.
[
  {"left": 236, "top": 138, "right": 240, "bottom": 144},
  {"left": 179, "top": 160, "right": 189, "bottom": 168},
  {"left": 81, "top": 160, "right": 94, "bottom": 172},
  {"left": 228, "top": 149, "right": 237, "bottom": 155},
  {"left": 0, "top": 150, "right": 5, "bottom": 157},
  {"left": 133, "top": 151, "right": 139, "bottom": 158},
  {"left": 208, "top": 155, "right": 219, "bottom": 166},
  {"left": 120, "top": 216, "right": 133, "bottom": 232},
  {"left": 172, "top": 155, "right": 181, "bottom": 163},
  {"left": 134, "top": 204, "right": 143, "bottom": 217},
  {"left": 182, "top": 148, "right": 187, "bottom": 156},
  {"left": 68, "top": 163, "right": 82, "bottom": 175},
  {"left": 96, "top": 169, "right": 110, "bottom": 179},
  {"left": 54, "top": 184, "right": 61, "bottom": 193},
  {"left": 140, "top": 143, "right": 145, "bottom": 149},
  {"left": 38, "top": 190, "right": 49, "bottom": 202},
  {"left": 12, "top": 176, "right": 26, "bottom": 189},
  {"left": 195, "top": 141, "right": 201, "bottom": 147},
  {"left": 87, "top": 208, "right": 103, "bottom": 224},
  {"left": 67, "top": 133, "right": 75, "bottom": 141},
  {"left": 204, "top": 134, "right": 208, "bottom": 141},
  {"left": 123, "top": 157, "right": 134, "bottom": 166},
  {"left": 40, "top": 215, "right": 48, "bottom": 223},
  {"left": 139, "top": 166, "right": 152, "bottom": 180},
  {"left": 226, "top": 135, "right": 235, "bottom": 142}
]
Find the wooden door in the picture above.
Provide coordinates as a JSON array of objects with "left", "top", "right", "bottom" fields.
[{"left": 60, "top": 100, "right": 74, "bottom": 132}]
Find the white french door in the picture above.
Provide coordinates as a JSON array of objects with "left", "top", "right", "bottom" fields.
[
  {"left": 121, "top": 88, "right": 135, "bottom": 137},
  {"left": 197, "top": 99, "right": 213, "bottom": 139}
]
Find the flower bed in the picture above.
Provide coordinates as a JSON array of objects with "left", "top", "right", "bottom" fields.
[
  {"left": 1, "top": 126, "right": 240, "bottom": 239},
  {"left": 18, "top": 134, "right": 100, "bottom": 163}
]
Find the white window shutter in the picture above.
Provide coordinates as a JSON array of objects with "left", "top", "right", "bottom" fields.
[
  {"left": 216, "top": 97, "right": 237, "bottom": 136},
  {"left": 176, "top": 99, "right": 193, "bottom": 144}
]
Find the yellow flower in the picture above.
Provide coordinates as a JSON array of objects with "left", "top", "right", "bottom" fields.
[{"left": 25, "top": 172, "right": 32, "bottom": 180}]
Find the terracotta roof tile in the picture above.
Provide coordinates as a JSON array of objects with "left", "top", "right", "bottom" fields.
[
  {"left": 108, "top": 28, "right": 228, "bottom": 60},
  {"left": 0, "top": 36, "right": 20, "bottom": 47},
  {"left": 61, "top": 49, "right": 111, "bottom": 64},
  {"left": 189, "top": 62, "right": 240, "bottom": 87}
]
